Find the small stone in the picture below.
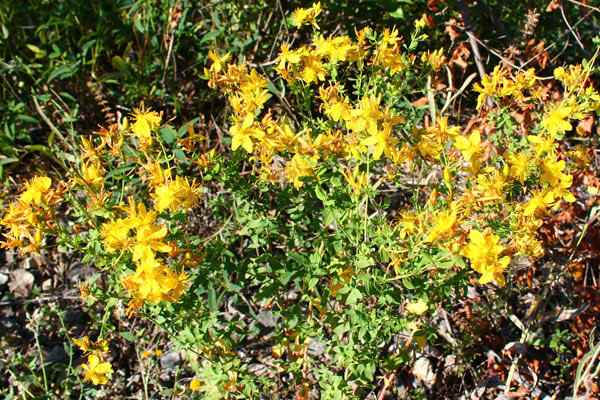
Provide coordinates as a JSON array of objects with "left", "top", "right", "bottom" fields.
[
  {"left": 8, "top": 269, "right": 34, "bottom": 298},
  {"left": 256, "top": 311, "right": 279, "bottom": 328},
  {"left": 308, "top": 338, "right": 326, "bottom": 356},
  {"left": 45, "top": 345, "right": 67, "bottom": 364},
  {"left": 160, "top": 350, "right": 183, "bottom": 371},
  {"left": 42, "top": 278, "right": 52, "bottom": 291},
  {"left": 412, "top": 357, "right": 436, "bottom": 389}
]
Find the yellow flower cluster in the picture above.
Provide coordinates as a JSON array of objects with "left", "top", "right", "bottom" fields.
[
  {"left": 100, "top": 199, "right": 188, "bottom": 313},
  {"left": 473, "top": 65, "right": 538, "bottom": 109},
  {"left": 291, "top": 2, "right": 322, "bottom": 27},
  {"left": 0, "top": 176, "right": 63, "bottom": 254},
  {"left": 462, "top": 229, "right": 511, "bottom": 286},
  {"left": 73, "top": 336, "right": 113, "bottom": 385}
]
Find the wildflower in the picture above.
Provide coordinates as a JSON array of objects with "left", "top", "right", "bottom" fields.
[
  {"left": 74, "top": 162, "right": 105, "bottom": 188},
  {"left": 527, "top": 134, "right": 555, "bottom": 155},
  {"left": 301, "top": 54, "right": 327, "bottom": 84},
  {"left": 341, "top": 166, "right": 368, "bottom": 195},
  {"left": 505, "top": 152, "right": 532, "bottom": 184},
  {"left": 540, "top": 156, "right": 569, "bottom": 187},
  {"left": 541, "top": 106, "right": 572, "bottom": 137},
  {"left": 406, "top": 298, "right": 428, "bottom": 315},
  {"left": 21, "top": 176, "right": 52, "bottom": 205},
  {"left": 523, "top": 189, "right": 555, "bottom": 217},
  {"left": 291, "top": 2, "right": 322, "bottom": 27},
  {"left": 396, "top": 210, "right": 418, "bottom": 239},
  {"left": 230, "top": 113, "right": 256, "bottom": 153},
  {"left": 151, "top": 176, "right": 201, "bottom": 212},
  {"left": 130, "top": 108, "right": 161, "bottom": 146},
  {"left": 424, "top": 210, "right": 457, "bottom": 243},
  {"left": 100, "top": 218, "right": 136, "bottom": 253},
  {"left": 360, "top": 125, "right": 398, "bottom": 160},
  {"left": 82, "top": 354, "right": 113, "bottom": 385},
  {"left": 132, "top": 224, "right": 172, "bottom": 261},
  {"left": 454, "top": 130, "right": 484, "bottom": 173},
  {"left": 190, "top": 378, "right": 202, "bottom": 391},
  {"left": 462, "top": 229, "right": 510, "bottom": 286},
  {"left": 285, "top": 154, "right": 313, "bottom": 189},
  {"left": 206, "top": 51, "right": 231, "bottom": 74},
  {"left": 73, "top": 336, "right": 109, "bottom": 357},
  {"left": 313, "top": 35, "right": 353, "bottom": 62}
]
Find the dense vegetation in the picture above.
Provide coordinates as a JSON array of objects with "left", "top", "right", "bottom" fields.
[{"left": 1, "top": 1, "right": 599, "bottom": 399}]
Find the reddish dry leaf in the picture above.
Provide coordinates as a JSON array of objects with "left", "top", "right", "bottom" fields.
[
  {"left": 546, "top": 0, "right": 561, "bottom": 12},
  {"left": 577, "top": 115, "right": 594, "bottom": 136},
  {"left": 461, "top": 117, "right": 478, "bottom": 136},
  {"left": 412, "top": 97, "right": 429, "bottom": 107},
  {"left": 445, "top": 17, "right": 462, "bottom": 41},
  {"left": 450, "top": 42, "right": 470, "bottom": 71},
  {"left": 427, "top": 0, "right": 442, "bottom": 11},
  {"left": 422, "top": 12, "right": 435, "bottom": 29}
]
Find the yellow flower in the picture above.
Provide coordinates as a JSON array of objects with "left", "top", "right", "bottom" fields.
[
  {"left": 74, "top": 163, "right": 105, "bottom": 188},
  {"left": 132, "top": 224, "right": 172, "bottom": 261},
  {"left": 100, "top": 218, "right": 136, "bottom": 253},
  {"left": 151, "top": 176, "right": 201, "bottom": 212},
  {"left": 285, "top": 154, "right": 313, "bottom": 189},
  {"left": 541, "top": 106, "right": 572, "bottom": 137},
  {"left": 190, "top": 378, "right": 202, "bottom": 391},
  {"left": 301, "top": 54, "right": 327, "bottom": 84},
  {"left": 505, "top": 152, "right": 532, "bottom": 184},
  {"left": 527, "top": 134, "right": 555, "bottom": 155},
  {"left": 230, "top": 113, "right": 255, "bottom": 153},
  {"left": 206, "top": 51, "right": 230, "bottom": 74},
  {"left": 462, "top": 229, "right": 510, "bottom": 286},
  {"left": 291, "top": 2, "right": 322, "bottom": 27},
  {"left": 540, "top": 156, "right": 569, "bottom": 187},
  {"left": 313, "top": 35, "right": 353, "bottom": 62},
  {"left": 130, "top": 108, "right": 161, "bottom": 145},
  {"left": 523, "top": 188, "right": 555, "bottom": 217},
  {"left": 20, "top": 176, "right": 52, "bottom": 205},
  {"left": 454, "top": 130, "right": 484, "bottom": 172},
  {"left": 424, "top": 210, "right": 457, "bottom": 243},
  {"left": 360, "top": 125, "right": 398, "bottom": 160},
  {"left": 82, "top": 354, "right": 113, "bottom": 385}
]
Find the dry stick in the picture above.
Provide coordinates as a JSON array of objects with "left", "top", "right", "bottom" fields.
[
  {"left": 478, "top": 0, "right": 513, "bottom": 45},
  {"left": 567, "top": 0, "right": 600, "bottom": 13},
  {"left": 447, "top": 7, "right": 594, "bottom": 77},
  {"left": 376, "top": 367, "right": 399, "bottom": 400},
  {"left": 560, "top": 3, "right": 592, "bottom": 58},
  {"left": 457, "top": 0, "right": 494, "bottom": 108}
]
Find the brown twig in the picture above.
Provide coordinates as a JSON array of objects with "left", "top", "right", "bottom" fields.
[
  {"left": 478, "top": 0, "right": 513, "bottom": 45},
  {"left": 376, "top": 367, "right": 399, "bottom": 400},
  {"left": 567, "top": 0, "right": 600, "bottom": 13},
  {"left": 457, "top": 0, "right": 493, "bottom": 107},
  {"left": 560, "top": 3, "right": 592, "bottom": 58}
]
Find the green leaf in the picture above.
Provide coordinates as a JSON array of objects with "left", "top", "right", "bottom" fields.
[
  {"left": 200, "top": 30, "right": 221, "bottom": 44},
  {"left": 315, "top": 185, "right": 327, "bottom": 201},
  {"left": 355, "top": 255, "right": 374, "bottom": 269},
  {"left": 346, "top": 288, "right": 362, "bottom": 305},
  {"left": 161, "top": 125, "right": 177, "bottom": 144},
  {"left": 111, "top": 56, "right": 129, "bottom": 73},
  {"left": 0, "top": 157, "right": 19, "bottom": 166},
  {"left": 207, "top": 285, "right": 217, "bottom": 312},
  {"left": 47, "top": 66, "right": 73, "bottom": 83},
  {"left": 120, "top": 331, "right": 136, "bottom": 341},
  {"left": 402, "top": 278, "right": 414, "bottom": 289}
]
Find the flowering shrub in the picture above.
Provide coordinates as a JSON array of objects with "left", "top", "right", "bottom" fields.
[{"left": 1, "top": 3, "right": 599, "bottom": 398}]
